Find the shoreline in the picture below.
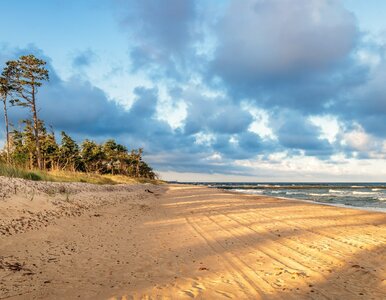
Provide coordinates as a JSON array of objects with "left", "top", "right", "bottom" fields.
[
  {"left": 1, "top": 182, "right": 385, "bottom": 299},
  {"left": 276, "top": 195, "right": 386, "bottom": 214},
  {"left": 213, "top": 186, "right": 386, "bottom": 214}
]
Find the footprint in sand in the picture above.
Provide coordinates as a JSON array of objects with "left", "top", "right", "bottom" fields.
[
  {"left": 215, "top": 290, "right": 233, "bottom": 299},
  {"left": 182, "top": 280, "right": 206, "bottom": 298}
]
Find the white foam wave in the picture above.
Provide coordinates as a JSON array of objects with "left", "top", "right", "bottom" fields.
[
  {"left": 329, "top": 189, "right": 346, "bottom": 193},
  {"left": 352, "top": 191, "right": 375, "bottom": 195},
  {"left": 232, "top": 189, "right": 264, "bottom": 194},
  {"left": 286, "top": 191, "right": 304, "bottom": 195}
]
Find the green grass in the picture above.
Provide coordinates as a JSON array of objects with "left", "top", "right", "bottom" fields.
[
  {"left": 0, "top": 164, "right": 163, "bottom": 185},
  {"left": 0, "top": 164, "right": 44, "bottom": 181}
]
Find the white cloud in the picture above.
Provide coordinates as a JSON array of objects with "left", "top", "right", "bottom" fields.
[
  {"left": 243, "top": 104, "right": 276, "bottom": 140},
  {"left": 206, "top": 152, "right": 222, "bottom": 161},
  {"left": 309, "top": 115, "right": 340, "bottom": 143},
  {"left": 156, "top": 86, "right": 188, "bottom": 130},
  {"left": 356, "top": 49, "right": 381, "bottom": 70},
  {"left": 233, "top": 152, "right": 386, "bottom": 181},
  {"left": 194, "top": 132, "right": 215, "bottom": 146}
]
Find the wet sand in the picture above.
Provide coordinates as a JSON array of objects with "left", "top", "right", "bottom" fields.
[{"left": 1, "top": 182, "right": 385, "bottom": 299}]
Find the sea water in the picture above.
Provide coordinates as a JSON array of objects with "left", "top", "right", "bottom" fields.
[{"left": 198, "top": 182, "right": 386, "bottom": 212}]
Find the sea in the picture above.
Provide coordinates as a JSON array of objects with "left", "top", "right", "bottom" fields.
[{"left": 189, "top": 182, "right": 386, "bottom": 212}]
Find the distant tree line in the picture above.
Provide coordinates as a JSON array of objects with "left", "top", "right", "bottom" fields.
[{"left": 0, "top": 54, "right": 156, "bottom": 179}]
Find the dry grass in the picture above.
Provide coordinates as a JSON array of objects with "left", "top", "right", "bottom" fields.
[{"left": 0, "top": 164, "right": 163, "bottom": 185}]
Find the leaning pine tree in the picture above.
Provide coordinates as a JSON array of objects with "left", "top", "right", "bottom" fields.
[
  {"left": 7, "top": 55, "right": 49, "bottom": 169},
  {"left": 0, "top": 68, "right": 13, "bottom": 162}
]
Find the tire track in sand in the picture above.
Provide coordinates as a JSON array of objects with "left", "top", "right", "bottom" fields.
[
  {"left": 186, "top": 216, "right": 274, "bottom": 300},
  {"left": 210, "top": 213, "right": 360, "bottom": 299}
]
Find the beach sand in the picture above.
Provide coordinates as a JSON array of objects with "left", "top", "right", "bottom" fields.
[{"left": 0, "top": 181, "right": 385, "bottom": 299}]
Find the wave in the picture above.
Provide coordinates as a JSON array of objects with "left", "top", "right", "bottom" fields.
[
  {"left": 225, "top": 184, "right": 386, "bottom": 211},
  {"left": 352, "top": 191, "right": 376, "bottom": 195},
  {"left": 232, "top": 189, "right": 264, "bottom": 194},
  {"left": 329, "top": 189, "right": 347, "bottom": 194},
  {"left": 286, "top": 191, "right": 305, "bottom": 195}
]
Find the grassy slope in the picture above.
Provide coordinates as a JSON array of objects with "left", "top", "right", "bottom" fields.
[{"left": 0, "top": 164, "right": 162, "bottom": 185}]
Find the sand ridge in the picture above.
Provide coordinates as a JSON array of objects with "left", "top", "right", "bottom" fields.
[
  {"left": 1, "top": 182, "right": 385, "bottom": 299},
  {"left": 0, "top": 177, "right": 160, "bottom": 236}
]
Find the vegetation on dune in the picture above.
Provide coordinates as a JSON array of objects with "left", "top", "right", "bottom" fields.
[
  {"left": 0, "top": 164, "right": 161, "bottom": 184},
  {"left": 0, "top": 54, "right": 157, "bottom": 183}
]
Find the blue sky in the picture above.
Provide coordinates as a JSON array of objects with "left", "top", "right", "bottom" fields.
[{"left": 1, "top": 0, "right": 386, "bottom": 182}]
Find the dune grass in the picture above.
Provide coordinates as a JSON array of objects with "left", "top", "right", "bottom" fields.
[
  {"left": 0, "top": 164, "right": 44, "bottom": 181},
  {"left": 0, "top": 164, "right": 162, "bottom": 185}
]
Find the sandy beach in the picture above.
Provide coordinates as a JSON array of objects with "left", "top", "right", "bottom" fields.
[{"left": 1, "top": 180, "right": 385, "bottom": 299}]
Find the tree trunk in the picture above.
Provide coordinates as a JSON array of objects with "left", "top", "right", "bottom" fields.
[
  {"left": 29, "top": 151, "right": 33, "bottom": 170},
  {"left": 31, "top": 86, "right": 42, "bottom": 169},
  {"left": 2, "top": 98, "right": 10, "bottom": 163},
  {"left": 136, "top": 157, "right": 140, "bottom": 177}
]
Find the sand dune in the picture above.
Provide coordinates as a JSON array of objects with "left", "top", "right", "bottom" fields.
[{"left": 1, "top": 181, "right": 385, "bottom": 299}]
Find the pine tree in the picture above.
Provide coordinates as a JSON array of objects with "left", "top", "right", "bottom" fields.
[
  {"left": 59, "top": 131, "right": 80, "bottom": 171},
  {"left": 135, "top": 148, "right": 143, "bottom": 177},
  {"left": 81, "top": 139, "right": 105, "bottom": 173},
  {"left": 0, "top": 64, "right": 17, "bottom": 162},
  {"left": 21, "top": 120, "right": 38, "bottom": 169},
  {"left": 102, "top": 139, "right": 128, "bottom": 175},
  {"left": 8, "top": 55, "right": 49, "bottom": 169},
  {"left": 9, "top": 129, "right": 28, "bottom": 168},
  {"left": 40, "top": 125, "right": 59, "bottom": 170}
]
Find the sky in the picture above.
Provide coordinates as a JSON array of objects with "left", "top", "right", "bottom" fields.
[{"left": 1, "top": 0, "right": 386, "bottom": 182}]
